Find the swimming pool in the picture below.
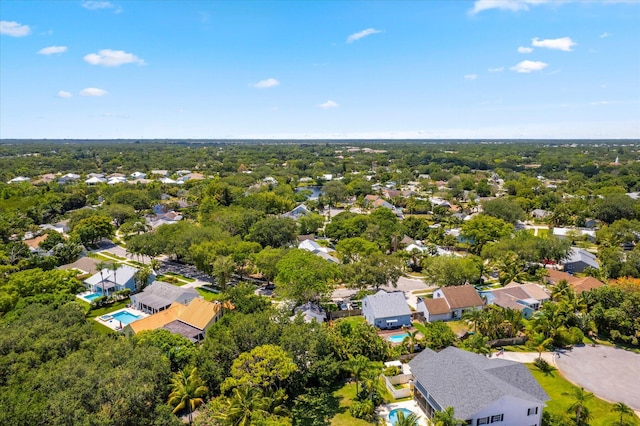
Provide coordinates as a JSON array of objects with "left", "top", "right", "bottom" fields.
[
  {"left": 111, "top": 310, "right": 142, "bottom": 326},
  {"left": 388, "top": 333, "right": 409, "bottom": 343},
  {"left": 388, "top": 408, "right": 417, "bottom": 425},
  {"left": 83, "top": 292, "right": 102, "bottom": 301}
]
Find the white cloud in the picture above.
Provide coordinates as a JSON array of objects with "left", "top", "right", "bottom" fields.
[
  {"left": 488, "top": 67, "right": 504, "bottom": 72},
  {"left": 470, "top": 0, "right": 550, "bottom": 14},
  {"left": 80, "top": 88, "right": 107, "bottom": 96},
  {"left": 532, "top": 37, "right": 576, "bottom": 52},
  {"left": 38, "top": 45, "right": 67, "bottom": 55},
  {"left": 464, "top": 74, "right": 477, "bottom": 80},
  {"left": 510, "top": 60, "right": 548, "bottom": 73},
  {"left": 600, "top": 32, "right": 611, "bottom": 38},
  {"left": 251, "top": 78, "right": 280, "bottom": 89},
  {"left": 318, "top": 100, "right": 339, "bottom": 109},
  {"left": 346, "top": 28, "right": 382, "bottom": 43},
  {"left": 82, "top": 1, "right": 121, "bottom": 12},
  {"left": 57, "top": 91, "right": 72, "bottom": 98},
  {"left": 0, "top": 21, "right": 31, "bottom": 37},
  {"left": 518, "top": 46, "right": 533, "bottom": 53},
  {"left": 83, "top": 49, "right": 145, "bottom": 66}
]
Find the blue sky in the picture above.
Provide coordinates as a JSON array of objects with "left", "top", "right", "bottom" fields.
[{"left": 1, "top": 0, "right": 639, "bottom": 139}]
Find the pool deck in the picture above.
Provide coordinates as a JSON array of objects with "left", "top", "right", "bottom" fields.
[
  {"left": 94, "top": 307, "right": 148, "bottom": 331},
  {"left": 378, "top": 400, "right": 428, "bottom": 426}
]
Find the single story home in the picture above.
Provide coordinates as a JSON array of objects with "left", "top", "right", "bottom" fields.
[
  {"left": 484, "top": 282, "right": 550, "bottom": 319},
  {"left": 130, "top": 280, "right": 200, "bottom": 314},
  {"left": 124, "top": 298, "right": 231, "bottom": 342},
  {"left": 362, "top": 290, "right": 412, "bottom": 329},
  {"left": 544, "top": 269, "right": 605, "bottom": 294},
  {"left": 417, "top": 285, "right": 484, "bottom": 322},
  {"left": 58, "top": 256, "right": 101, "bottom": 275},
  {"left": 408, "top": 346, "right": 548, "bottom": 425},
  {"left": 552, "top": 227, "right": 596, "bottom": 242},
  {"left": 562, "top": 247, "right": 599, "bottom": 274},
  {"left": 298, "top": 239, "right": 340, "bottom": 263},
  {"left": 84, "top": 264, "right": 152, "bottom": 296},
  {"left": 291, "top": 302, "right": 326, "bottom": 323},
  {"left": 282, "top": 204, "right": 311, "bottom": 220}
]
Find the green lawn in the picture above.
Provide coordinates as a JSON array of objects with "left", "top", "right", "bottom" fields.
[
  {"left": 164, "top": 271, "right": 196, "bottom": 282},
  {"left": 196, "top": 287, "right": 225, "bottom": 302},
  {"left": 446, "top": 320, "right": 469, "bottom": 336},
  {"left": 330, "top": 383, "right": 377, "bottom": 426},
  {"left": 86, "top": 299, "right": 130, "bottom": 319},
  {"left": 527, "top": 364, "right": 640, "bottom": 426},
  {"left": 336, "top": 316, "right": 366, "bottom": 327}
]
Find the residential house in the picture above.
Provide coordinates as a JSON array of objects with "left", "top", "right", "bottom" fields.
[
  {"left": 131, "top": 171, "right": 147, "bottom": 179},
  {"left": 58, "top": 256, "right": 101, "bottom": 275},
  {"left": 124, "top": 298, "right": 230, "bottom": 342},
  {"left": 85, "top": 176, "right": 106, "bottom": 185},
  {"left": 552, "top": 227, "right": 596, "bottom": 242},
  {"left": 23, "top": 235, "right": 48, "bottom": 254},
  {"left": 151, "top": 170, "right": 169, "bottom": 177},
  {"left": 84, "top": 264, "right": 153, "bottom": 296},
  {"left": 417, "top": 286, "right": 484, "bottom": 322},
  {"left": 282, "top": 204, "right": 311, "bottom": 220},
  {"left": 7, "top": 176, "right": 30, "bottom": 184},
  {"left": 531, "top": 209, "right": 550, "bottom": 220},
  {"left": 146, "top": 210, "right": 183, "bottom": 229},
  {"left": 58, "top": 173, "right": 80, "bottom": 184},
  {"left": 291, "top": 302, "right": 326, "bottom": 323},
  {"left": 361, "top": 290, "right": 412, "bottom": 329},
  {"left": 298, "top": 239, "right": 340, "bottom": 263},
  {"left": 563, "top": 248, "right": 599, "bottom": 273},
  {"left": 484, "top": 282, "right": 550, "bottom": 319},
  {"left": 543, "top": 269, "right": 605, "bottom": 294},
  {"left": 408, "top": 346, "right": 548, "bottom": 425},
  {"left": 32, "top": 173, "right": 57, "bottom": 185},
  {"left": 130, "top": 281, "right": 200, "bottom": 314}
]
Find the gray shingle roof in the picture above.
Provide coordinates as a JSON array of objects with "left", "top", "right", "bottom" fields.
[
  {"left": 363, "top": 290, "right": 411, "bottom": 319},
  {"left": 134, "top": 281, "right": 199, "bottom": 310},
  {"left": 409, "top": 346, "right": 549, "bottom": 420}
]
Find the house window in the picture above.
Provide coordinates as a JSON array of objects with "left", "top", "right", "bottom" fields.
[
  {"left": 490, "top": 414, "right": 504, "bottom": 423},
  {"left": 477, "top": 417, "right": 490, "bottom": 425},
  {"left": 527, "top": 407, "right": 538, "bottom": 416}
]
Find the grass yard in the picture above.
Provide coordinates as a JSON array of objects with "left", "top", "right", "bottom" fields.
[
  {"left": 446, "top": 320, "right": 469, "bottom": 336},
  {"left": 164, "top": 271, "right": 196, "bottom": 282},
  {"left": 330, "top": 383, "right": 378, "bottom": 426},
  {"left": 527, "top": 364, "right": 640, "bottom": 426},
  {"left": 336, "top": 316, "right": 366, "bottom": 327},
  {"left": 86, "top": 299, "right": 129, "bottom": 319},
  {"left": 196, "top": 287, "right": 225, "bottom": 302}
]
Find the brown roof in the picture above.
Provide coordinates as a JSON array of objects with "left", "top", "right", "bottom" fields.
[
  {"left": 544, "top": 270, "right": 604, "bottom": 293},
  {"left": 544, "top": 269, "right": 575, "bottom": 284},
  {"left": 571, "top": 277, "right": 605, "bottom": 294},
  {"left": 502, "top": 282, "right": 550, "bottom": 301},
  {"left": 58, "top": 256, "right": 101, "bottom": 275},
  {"left": 23, "top": 235, "right": 48, "bottom": 250},
  {"left": 127, "top": 298, "right": 222, "bottom": 334},
  {"left": 423, "top": 298, "right": 450, "bottom": 315},
  {"left": 440, "top": 285, "right": 484, "bottom": 309},
  {"left": 492, "top": 293, "right": 526, "bottom": 311}
]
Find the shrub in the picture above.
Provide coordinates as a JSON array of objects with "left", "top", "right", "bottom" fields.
[{"left": 383, "top": 366, "right": 401, "bottom": 377}]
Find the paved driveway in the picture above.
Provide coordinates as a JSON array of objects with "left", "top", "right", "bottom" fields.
[{"left": 556, "top": 345, "right": 640, "bottom": 411}]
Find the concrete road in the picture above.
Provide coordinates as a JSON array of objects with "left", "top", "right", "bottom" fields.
[{"left": 556, "top": 345, "right": 640, "bottom": 411}]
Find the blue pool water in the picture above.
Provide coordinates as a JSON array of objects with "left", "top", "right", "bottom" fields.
[
  {"left": 83, "top": 293, "right": 102, "bottom": 301},
  {"left": 111, "top": 311, "right": 142, "bottom": 326},
  {"left": 388, "top": 408, "right": 416, "bottom": 425},
  {"left": 388, "top": 333, "right": 409, "bottom": 343}
]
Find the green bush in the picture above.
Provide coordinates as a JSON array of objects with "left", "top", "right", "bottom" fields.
[{"left": 383, "top": 366, "right": 401, "bottom": 377}]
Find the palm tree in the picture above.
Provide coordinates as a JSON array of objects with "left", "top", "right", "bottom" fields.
[
  {"left": 612, "top": 402, "right": 633, "bottom": 426},
  {"left": 215, "top": 386, "right": 268, "bottom": 426},
  {"left": 432, "top": 406, "right": 466, "bottom": 426},
  {"left": 462, "top": 308, "right": 483, "bottom": 334},
  {"left": 134, "top": 266, "right": 152, "bottom": 291},
  {"left": 95, "top": 260, "right": 111, "bottom": 297},
  {"left": 565, "top": 387, "right": 594, "bottom": 426},
  {"left": 345, "top": 355, "right": 383, "bottom": 396},
  {"left": 109, "top": 261, "right": 120, "bottom": 287},
  {"left": 395, "top": 410, "right": 419, "bottom": 426},
  {"left": 168, "top": 367, "right": 208, "bottom": 424},
  {"left": 402, "top": 329, "right": 421, "bottom": 353}
]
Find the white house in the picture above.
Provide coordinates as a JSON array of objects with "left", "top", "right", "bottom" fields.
[
  {"left": 84, "top": 264, "right": 153, "bottom": 296},
  {"left": 409, "top": 347, "right": 548, "bottom": 425},
  {"left": 131, "top": 171, "right": 147, "bottom": 179}
]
